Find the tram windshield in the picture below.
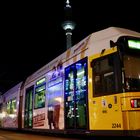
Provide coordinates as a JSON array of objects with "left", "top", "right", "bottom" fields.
[{"left": 123, "top": 55, "right": 140, "bottom": 92}]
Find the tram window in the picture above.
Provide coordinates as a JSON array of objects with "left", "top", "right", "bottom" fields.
[
  {"left": 6, "top": 98, "right": 16, "bottom": 114},
  {"left": 91, "top": 54, "right": 120, "bottom": 97},
  {"left": 34, "top": 84, "right": 46, "bottom": 109},
  {"left": 11, "top": 99, "right": 16, "bottom": 113},
  {"left": 124, "top": 55, "right": 140, "bottom": 92}
]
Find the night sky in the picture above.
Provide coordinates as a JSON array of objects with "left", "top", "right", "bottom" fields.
[{"left": 1, "top": 0, "right": 140, "bottom": 93}]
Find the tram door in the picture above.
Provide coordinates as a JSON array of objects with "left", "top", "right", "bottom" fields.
[
  {"left": 65, "top": 58, "right": 88, "bottom": 129},
  {"left": 24, "top": 86, "right": 34, "bottom": 128}
]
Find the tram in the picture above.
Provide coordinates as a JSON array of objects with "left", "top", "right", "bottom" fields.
[{"left": 0, "top": 27, "right": 140, "bottom": 136}]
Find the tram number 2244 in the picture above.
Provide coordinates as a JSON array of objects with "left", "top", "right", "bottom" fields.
[{"left": 112, "top": 123, "right": 121, "bottom": 128}]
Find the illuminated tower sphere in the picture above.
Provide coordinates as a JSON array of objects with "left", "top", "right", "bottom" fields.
[{"left": 62, "top": 0, "right": 76, "bottom": 50}]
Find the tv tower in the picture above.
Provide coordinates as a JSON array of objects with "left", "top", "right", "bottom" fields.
[{"left": 62, "top": 0, "right": 76, "bottom": 50}]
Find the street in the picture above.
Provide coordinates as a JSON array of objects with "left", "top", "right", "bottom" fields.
[
  {"left": 0, "top": 130, "right": 82, "bottom": 140},
  {"left": 0, "top": 130, "right": 138, "bottom": 140}
]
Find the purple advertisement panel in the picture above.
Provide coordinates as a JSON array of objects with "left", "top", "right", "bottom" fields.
[{"left": 47, "top": 64, "right": 64, "bottom": 129}]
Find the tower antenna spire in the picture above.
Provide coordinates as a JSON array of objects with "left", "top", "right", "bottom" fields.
[
  {"left": 62, "top": 0, "right": 76, "bottom": 50},
  {"left": 66, "top": 0, "right": 71, "bottom": 8}
]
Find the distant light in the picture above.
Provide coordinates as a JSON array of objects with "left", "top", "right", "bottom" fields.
[{"left": 128, "top": 40, "right": 140, "bottom": 49}]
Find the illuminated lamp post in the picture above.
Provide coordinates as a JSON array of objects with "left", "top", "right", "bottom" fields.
[{"left": 62, "top": 0, "right": 76, "bottom": 50}]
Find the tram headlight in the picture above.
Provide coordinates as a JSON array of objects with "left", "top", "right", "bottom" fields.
[{"left": 131, "top": 99, "right": 140, "bottom": 108}]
